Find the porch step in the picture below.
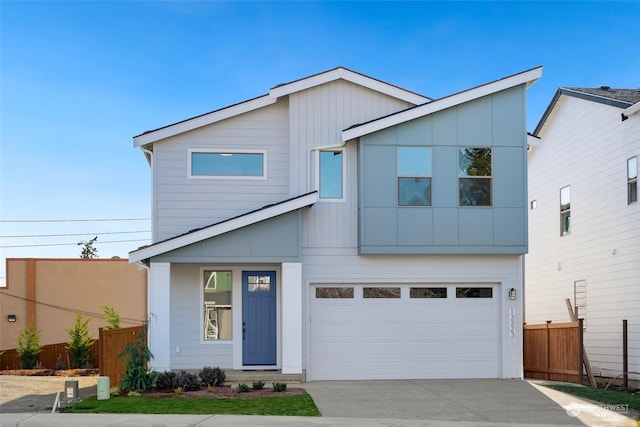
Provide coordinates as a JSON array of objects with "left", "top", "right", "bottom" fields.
[{"left": 224, "top": 369, "right": 305, "bottom": 384}]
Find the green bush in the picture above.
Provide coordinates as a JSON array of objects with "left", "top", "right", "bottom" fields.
[
  {"left": 118, "top": 321, "right": 157, "bottom": 393},
  {"left": 252, "top": 380, "right": 265, "bottom": 390},
  {"left": 175, "top": 371, "right": 200, "bottom": 391},
  {"left": 16, "top": 322, "right": 42, "bottom": 369},
  {"left": 199, "top": 366, "right": 226, "bottom": 386},
  {"left": 272, "top": 382, "right": 287, "bottom": 392},
  {"left": 66, "top": 312, "right": 95, "bottom": 368},
  {"left": 237, "top": 383, "right": 250, "bottom": 393},
  {"left": 155, "top": 371, "right": 178, "bottom": 390}
]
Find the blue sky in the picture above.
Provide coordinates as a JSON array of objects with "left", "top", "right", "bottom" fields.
[{"left": 1, "top": 1, "right": 639, "bottom": 284}]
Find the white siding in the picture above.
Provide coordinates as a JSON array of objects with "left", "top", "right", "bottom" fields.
[
  {"left": 152, "top": 99, "right": 290, "bottom": 241},
  {"left": 289, "top": 80, "right": 414, "bottom": 249},
  {"left": 526, "top": 95, "right": 640, "bottom": 380}
]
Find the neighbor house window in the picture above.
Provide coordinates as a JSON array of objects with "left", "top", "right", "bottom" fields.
[
  {"left": 397, "top": 147, "right": 432, "bottom": 206},
  {"left": 189, "top": 150, "right": 266, "bottom": 179},
  {"left": 560, "top": 185, "right": 571, "bottom": 236},
  {"left": 459, "top": 147, "right": 492, "bottom": 206},
  {"left": 628, "top": 156, "right": 638, "bottom": 204},
  {"left": 203, "top": 270, "right": 233, "bottom": 340},
  {"left": 319, "top": 150, "right": 344, "bottom": 199}
]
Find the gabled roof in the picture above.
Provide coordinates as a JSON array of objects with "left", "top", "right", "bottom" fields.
[
  {"left": 533, "top": 86, "right": 640, "bottom": 135},
  {"left": 133, "top": 67, "right": 431, "bottom": 147},
  {"left": 128, "top": 191, "right": 317, "bottom": 263},
  {"left": 342, "top": 66, "right": 543, "bottom": 142}
]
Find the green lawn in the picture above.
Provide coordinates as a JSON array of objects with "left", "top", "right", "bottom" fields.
[{"left": 545, "top": 384, "right": 640, "bottom": 413}]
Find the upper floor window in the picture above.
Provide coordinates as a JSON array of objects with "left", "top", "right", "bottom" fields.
[
  {"left": 459, "top": 147, "right": 492, "bottom": 206},
  {"left": 397, "top": 147, "right": 432, "bottom": 206},
  {"left": 189, "top": 149, "right": 266, "bottom": 179},
  {"left": 628, "top": 156, "right": 638, "bottom": 204},
  {"left": 319, "top": 150, "right": 344, "bottom": 199},
  {"left": 560, "top": 185, "right": 571, "bottom": 236}
]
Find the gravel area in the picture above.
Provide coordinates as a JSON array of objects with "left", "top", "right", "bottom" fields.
[{"left": 0, "top": 375, "right": 98, "bottom": 413}]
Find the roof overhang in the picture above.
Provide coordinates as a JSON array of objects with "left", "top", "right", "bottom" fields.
[
  {"left": 129, "top": 192, "right": 318, "bottom": 263},
  {"left": 622, "top": 101, "right": 640, "bottom": 121},
  {"left": 342, "top": 66, "right": 543, "bottom": 142}
]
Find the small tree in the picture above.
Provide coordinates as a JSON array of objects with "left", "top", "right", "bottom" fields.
[
  {"left": 101, "top": 305, "right": 121, "bottom": 329},
  {"left": 78, "top": 236, "right": 98, "bottom": 259},
  {"left": 66, "top": 312, "right": 94, "bottom": 368},
  {"left": 118, "top": 320, "right": 157, "bottom": 393},
  {"left": 16, "top": 322, "right": 42, "bottom": 369}
]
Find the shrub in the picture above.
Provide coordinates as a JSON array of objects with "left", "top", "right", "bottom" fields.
[
  {"left": 155, "top": 371, "right": 178, "bottom": 390},
  {"left": 199, "top": 366, "right": 226, "bottom": 386},
  {"left": 66, "top": 312, "right": 95, "bottom": 368},
  {"left": 252, "top": 380, "right": 265, "bottom": 390},
  {"left": 237, "top": 383, "right": 250, "bottom": 393},
  {"left": 16, "top": 323, "right": 42, "bottom": 369},
  {"left": 175, "top": 371, "right": 200, "bottom": 391},
  {"left": 272, "top": 382, "right": 287, "bottom": 392},
  {"left": 118, "top": 321, "right": 157, "bottom": 393},
  {"left": 101, "top": 305, "right": 122, "bottom": 329}
]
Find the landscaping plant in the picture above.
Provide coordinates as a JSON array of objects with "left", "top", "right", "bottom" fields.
[
  {"left": 199, "top": 366, "right": 226, "bottom": 387},
  {"left": 66, "top": 312, "right": 95, "bottom": 368},
  {"left": 118, "top": 321, "right": 157, "bottom": 393},
  {"left": 16, "top": 322, "right": 42, "bottom": 369},
  {"left": 101, "top": 305, "right": 122, "bottom": 329}
]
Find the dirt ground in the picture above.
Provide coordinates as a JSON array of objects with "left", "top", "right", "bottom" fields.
[{"left": 0, "top": 375, "right": 99, "bottom": 413}]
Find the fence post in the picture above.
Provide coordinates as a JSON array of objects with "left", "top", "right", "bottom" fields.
[
  {"left": 578, "top": 318, "right": 584, "bottom": 385},
  {"left": 98, "top": 328, "right": 104, "bottom": 377},
  {"left": 623, "top": 319, "right": 628, "bottom": 391},
  {"left": 545, "top": 321, "right": 551, "bottom": 380}
]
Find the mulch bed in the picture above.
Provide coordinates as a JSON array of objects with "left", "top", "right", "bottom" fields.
[
  {"left": 141, "top": 385, "right": 307, "bottom": 399},
  {"left": 0, "top": 368, "right": 99, "bottom": 377}
]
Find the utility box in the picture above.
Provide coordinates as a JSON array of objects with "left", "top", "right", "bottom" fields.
[
  {"left": 64, "top": 380, "right": 79, "bottom": 404},
  {"left": 97, "top": 376, "right": 110, "bottom": 400}
]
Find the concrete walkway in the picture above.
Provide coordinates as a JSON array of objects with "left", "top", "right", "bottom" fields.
[{"left": 1, "top": 379, "right": 637, "bottom": 426}]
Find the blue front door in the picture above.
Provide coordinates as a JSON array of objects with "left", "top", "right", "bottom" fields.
[{"left": 242, "top": 271, "right": 277, "bottom": 366}]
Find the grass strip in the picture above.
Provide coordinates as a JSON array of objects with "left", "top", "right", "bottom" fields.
[
  {"left": 66, "top": 394, "right": 320, "bottom": 416},
  {"left": 545, "top": 384, "right": 640, "bottom": 413}
]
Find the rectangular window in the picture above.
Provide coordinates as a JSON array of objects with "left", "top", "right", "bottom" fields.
[
  {"left": 397, "top": 147, "right": 432, "bottom": 206},
  {"left": 316, "top": 287, "right": 354, "bottom": 298},
  {"left": 410, "top": 287, "right": 447, "bottom": 298},
  {"left": 203, "top": 270, "right": 232, "bottom": 341},
  {"left": 363, "top": 287, "right": 401, "bottom": 298},
  {"left": 319, "top": 150, "right": 343, "bottom": 199},
  {"left": 456, "top": 287, "right": 493, "bottom": 298},
  {"left": 190, "top": 150, "right": 265, "bottom": 179},
  {"left": 459, "top": 147, "right": 492, "bottom": 206},
  {"left": 560, "top": 185, "right": 571, "bottom": 236},
  {"left": 628, "top": 156, "right": 638, "bottom": 204}
]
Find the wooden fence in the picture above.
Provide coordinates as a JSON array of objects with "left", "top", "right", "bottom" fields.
[
  {"left": 1, "top": 341, "right": 100, "bottom": 371},
  {"left": 99, "top": 325, "right": 143, "bottom": 387},
  {"left": 523, "top": 320, "right": 583, "bottom": 384}
]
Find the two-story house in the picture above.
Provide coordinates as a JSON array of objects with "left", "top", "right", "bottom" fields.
[
  {"left": 130, "top": 66, "right": 542, "bottom": 381},
  {"left": 526, "top": 87, "right": 640, "bottom": 384}
]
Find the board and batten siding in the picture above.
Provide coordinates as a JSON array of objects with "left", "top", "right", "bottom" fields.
[
  {"left": 526, "top": 95, "right": 640, "bottom": 380},
  {"left": 288, "top": 79, "right": 415, "bottom": 249},
  {"left": 151, "top": 99, "right": 290, "bottom": 241},
  {"left": 300, "top": 253, "right": 524, "bottom": 378}
]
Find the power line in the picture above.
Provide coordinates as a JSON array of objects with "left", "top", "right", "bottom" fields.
[
  {"left": 0, "top": 239, "right": 150, "bottom": 249},
  {"left": 1, "top": 230, "right": 150, "bottom": 238},
  {"left": 0, "top": 218, "right": 150, "bottom": 223}
]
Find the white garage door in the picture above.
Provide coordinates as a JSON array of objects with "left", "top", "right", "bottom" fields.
[{"left": 310, "top": 284, "right": 499, "bottom": 380}]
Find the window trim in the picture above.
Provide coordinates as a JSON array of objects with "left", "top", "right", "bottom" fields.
[
  {"left": 628, "top": 156, "right": 638, "bottom": 205},
  {"left": 458, "top": 147, "right": 493, "bottom": 207},
  {"left": 188, "top": 148, "right": 267, "bottom": 180},
  {"left": 316, "top": 148, "right": 346, "bottom": 202},
  {"left": 397, "top": 146, "right": 433, "bottom": 207}
]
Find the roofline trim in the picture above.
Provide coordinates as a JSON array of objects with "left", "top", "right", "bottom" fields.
[
  {"left": 622, "top": 101, "right": 640, "bottom": 120},
  {"left": 128, "top": 192, "right": 318, "bottom": 262},
  {"left": 342, "top": 66, "right": 542, "bottom": 142}
]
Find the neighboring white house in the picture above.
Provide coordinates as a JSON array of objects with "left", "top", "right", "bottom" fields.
[
  {"left": 130, "top": 66, "right": 542, "bottom": 381},
  {"left": 526, "top": 86, "right": 640, "bottom": 382}
]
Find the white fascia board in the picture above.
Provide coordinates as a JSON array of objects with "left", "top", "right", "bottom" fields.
[
  {"left": 342, "top": 67, "right": 543, "bottom": 142},
  {"left": 128, "top": 192, "right": 317, "bottom": 262},
  {"left": 133, "top": 95, "right": 276, "bottom": 147},
  {"left": 527, "top": 134, "right": 541, "bottom": 147},
  {"left": 269, "top": 68, "right": 430, "bottom": 105},
  {"left": 623, "top": 101, "right": 640, "bottom": 118}
]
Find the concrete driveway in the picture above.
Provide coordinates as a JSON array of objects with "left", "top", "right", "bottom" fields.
[{"left": 303, "top": 379, "right": 584, "bottom": 425}]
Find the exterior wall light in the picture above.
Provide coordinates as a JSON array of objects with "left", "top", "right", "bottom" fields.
[
  {"left": 508, "top": 288, "right": 517, "bottom": 300},
  {"left": 7, "top": 314, "right": 16, "bottom": 322}
]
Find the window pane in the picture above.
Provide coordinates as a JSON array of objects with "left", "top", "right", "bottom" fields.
[
  {"left": 629, "top": 181, "right": 638, "bottom": 204},
  {"left": 628, "top": 157, "right": 638, "bottom": 179},
  {"left": 561, "top": 211, "right": 571, "bottom": 235},
  {"left": 319, "top": 151, "right": 343, "bottom": 198},
  {"left": 363, "top": 287, "right": 401, "bottom": 298},
  {"left": 398, "top": 147, "right": 431, "bottom": 176},
  {"left": 192, "top": 152, "right": 263, "bottom": 176},
  {"left": 459, "top": 148, "right": 492, "bottom": 176},
  {"left": 410, "top": 287, "right": 447, "bottom": 298},
  {"left": 456, "top": 287, "right": 493, "bottom": 298},
  {"left": 247, "top": 274, "right": 271, "bottom": 292},
  {"left": 398, "top": 177, "right": 432, "bottom": 206},
  {"left": 560, "top": 186, "right": 571, "bottom": 211},
  {"left": 203, "top": 271, "right": 232, "bottom": 340},
  {"left": 316, "top": 287, "right": 354, "bottom": 298},
  {"left": 459, "top": 178, "right": 491, "bottom": 206}
]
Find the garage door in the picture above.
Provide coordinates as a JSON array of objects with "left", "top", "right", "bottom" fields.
[{"left": 310, "top": 284, "right": 499, "bottom": 380}]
